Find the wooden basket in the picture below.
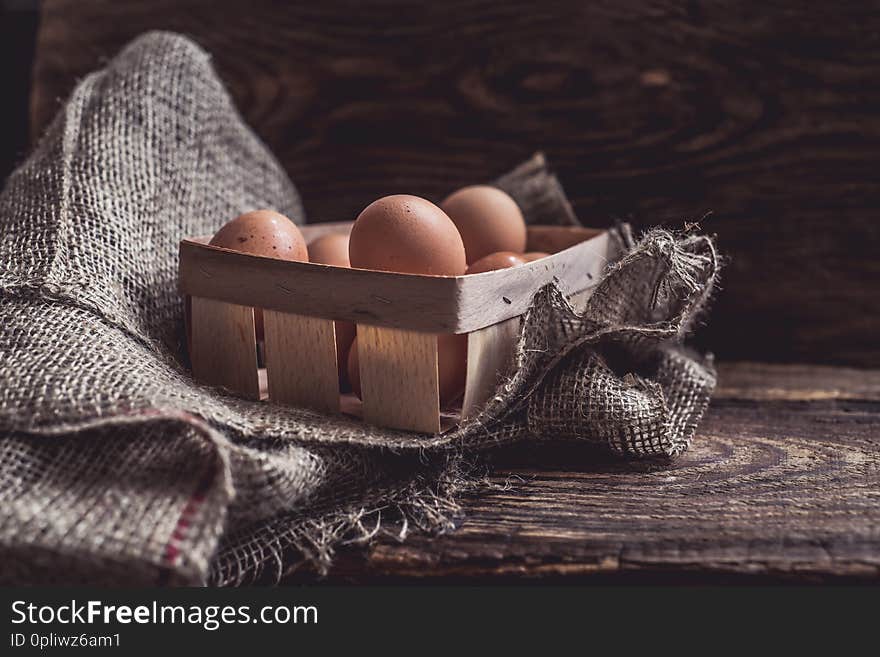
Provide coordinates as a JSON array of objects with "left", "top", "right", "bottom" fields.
[{"left": 179, "top": 222, "right": 611, "bottom": 433}]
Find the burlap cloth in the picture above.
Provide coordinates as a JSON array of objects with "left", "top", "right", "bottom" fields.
[{"left": 0, "top": 32, "right": 720, "bottom": 585}]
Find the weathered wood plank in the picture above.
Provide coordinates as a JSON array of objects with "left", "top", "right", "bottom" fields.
[
  {"left": 714, "top": 362, "right": 880, "bottom": 402},
  {"left": 284, "top": 362, "right": 880, "bottom": 582},
  {"left": 30, "top": 0, "right": 880, "bottom": 366}
]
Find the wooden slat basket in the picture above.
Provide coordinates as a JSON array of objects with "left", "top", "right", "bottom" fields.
[{"left": 179, "top": 222, "right": 611, "bottom": 433}]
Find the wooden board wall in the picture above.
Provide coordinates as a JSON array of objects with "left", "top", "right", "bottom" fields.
[{"left": 30, "top": 0, "right": 880, "bottom": 366}]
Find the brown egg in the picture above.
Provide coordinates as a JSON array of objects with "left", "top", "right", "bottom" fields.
[
  {"left": 208, "top": 209, "right": 308, "bottom": 340},
  {"left": 347, "top": 333, "right": 468, "bottom": 408},
  {"left": 522, "top": 251, "right": 550, "bottom": 262},
  {"left": 466, "top": 251, "right": 526, "bottom": 274},
  {"left": 440, "top": 185, "right": 527, "bottom": 265},
  {"left": 210, "top": 209, "right": 308, "bottom": 260},
  {"left": 348, "top": 195, "right": 467, "bottom": 276},
  {"left": 348, "top": 195, "right": 467, "bottom": 407},
  {"left": 308, "top": 232, "right": 350, "bottom": 268},
  {"left": 308, "top": 232, "right": 355, "bottom": 384}
]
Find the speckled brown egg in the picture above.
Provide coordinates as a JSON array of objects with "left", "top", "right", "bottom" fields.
[
  {"left": 208, "top": 209, "right": 308, "bottom": 340},
  {"left": 348, "top": 195, "right": 466, "bottom": 276},
  {"left": 440, "top": 185, "right": 527, "bottom": 265},
  {"left": 347, "top": 333, "right": 468, "bottom": 408},
  {"left": 466, "top": 251, "right": 526, "bottom": 274},
  {"left": 209, "top": 209, "right": 308, "bottom": 261},
  {"left": 308, "top": 232, "right": 356, "bottom": 386}
]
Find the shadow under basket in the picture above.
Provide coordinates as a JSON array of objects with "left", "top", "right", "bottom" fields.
[{"left": 179, "top": 222, "right": 611, "bottom": 434}]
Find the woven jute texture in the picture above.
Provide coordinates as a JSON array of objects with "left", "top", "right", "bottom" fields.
[{"left": 0, "top": 32, "right": 720, "bottom": 585}]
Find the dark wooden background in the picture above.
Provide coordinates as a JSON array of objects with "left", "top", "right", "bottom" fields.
[
  {"left": 0, "top": 0, "right": 39, "bottom": 185},
  {"left": 22, "top": 0, "right": 880, "bottom": 368}
]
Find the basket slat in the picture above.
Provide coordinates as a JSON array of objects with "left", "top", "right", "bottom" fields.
[
  {"left": 190, "top": 296, "right": 259, "bottom": 399},
  {"left": 357, "top": 325, "right": 440, "bottom": 433},
  {"left": 461, "top": 317, "right": 520, "bottom": 420},
  {"left": 264, "top": 310, "right": 340, "bottom": 414}
]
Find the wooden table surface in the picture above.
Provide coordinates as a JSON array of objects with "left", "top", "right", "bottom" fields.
[{"left": 288, "top": 362, "right": 880, "bottom": 583}]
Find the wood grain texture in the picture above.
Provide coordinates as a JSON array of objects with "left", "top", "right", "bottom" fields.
[
  {"left": 190, "top": 296, "right": 259, "bottom": 399},
  {"left": 178, "top": 226, "right": 607, "bottom": 333},
  {"left": 31, "top": 0, "right": 880, "bottom": 366},
  {"left": 357, "top": 325, "right": 440, "bottom": 433},
  {"left": 263, "top": 310, "right": 340, "bottom": 414},
  {"left": 462, "top": 317, "right": 520, "bottom": 420},
  {"left": 285, "top": 362, "right": 880, "bottom": 583},
  {"left": 455, "top": 229, "right": 609, "bottom": 329}
]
